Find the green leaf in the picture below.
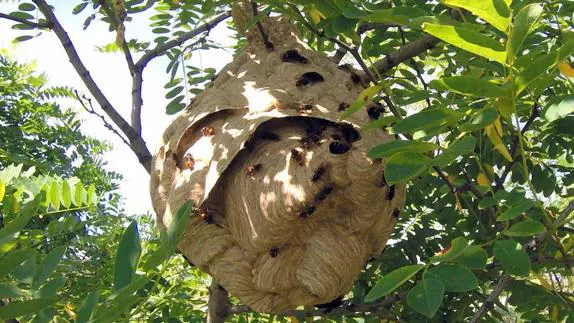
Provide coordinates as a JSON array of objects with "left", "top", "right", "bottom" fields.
[
  {"left": 61, "top": 180, "right": 72, "bottom": 209},
  {"left": 362, "top": 116, "right": 399, "bottom": 131},
  {"left": 507, "top": 4, "right": 543, "bottom": 62},
  {"left": 545, "top": 96, "right": 574, "bottom": 122},
  {"left": 33, "top": 246, "right": 67, "bottom": 290},
  {"left": 0, "top": 180, "right": 5, "bottom": 201},
  {"left": 440, "top": 0, "right": 510, "bottom": 32},
  {"left": 18, "top": 3, "right": 37, "bottom": 11},
  {"left": 73, "top": 183, "right": 86, "bottom": 206},
  {"left": 496, "top": 199, "right": 535, "bottom": 221},
  {"left": 114, "top": 221, "right": 142, "bottom": 291},
  {"left": 503, "top": 220, "right": 545, "bottom": 237},
  {"left": 455, "top": 246, "right": 488, "bottom": 269},
  {"left": 425, "top": 264, "right": 478, "bottom": 292},
  {"left": 340, "top": 85, "right": 384, "bottom": 120},
  {"left": 49, "top": 180, "right": 60, "bottom": 210},
  {"left": 493, "top": 240, "right": 530, "bottom": 276},
  {"left": 430, "top": 76, "right": 506, "bottom": 97},
  {"left": 76, "top": 291, "right": 99, "bottom": 323},
  {"left": 384, "top": 152, "right": 431, "bottom": 185},
  {"left": 0, "top": 297, "right": 58, "bottom": 320},
  {"left": 0, "top": 283, "right": 23, "bottom": 298},
  {"left": 423, "top": 23, "right": 506, "bottom": 63},
  {"left": 166, "top": 96, "right": 186, "bottom": 114},
  {"left": 431, "top": 136, "right": 476, "bottom": 168},
  {"left": 368, "top": 140, "right": 438, "bottom": 159},
  {"left": 0, "top": 197, "right": 40, "bottom": 246},
  {"left": 406, "top": 277, "right": 445, "bottom": 318},
  {"left": 431, "top": 237, "right": 468, "bottom": 262},
  {"left": 460, "top": 107, "right": 498, "bottom": 132},
  {"left": 361, "top": 6, "right": 430, "bottom": 29},
  {"left": 166, "top": 200, "right": 193, "bottom": 251},
  {"left": 107, "top": 275, "right": 150, "bottom": 301},
  {"left": 36, "top": 276, "right": 66, "bottom": 298},
  {"left": 86, "top": 184, "right": 97, "bottom": 206},
  {"left": 72, "top": 2, "right": 89, "bottom": 15},
  {"left": 515, "top": 39, "right": 574, "bottom": 94},
  {"left": 165, "top": 86, "right": 184, "bottom": 99},
  {"left": 365, "top": 264, "right": 425, "bottom": 302},
  {"left": 391, "top": 108, "right": 462, "bottom": 134},
  {"left": 10, "top": 254, "right": 36, "bottom": 284},
  {"left": 89, "top": 295, "right": 142, "bottom": 323},
  {"left": 478, "top": 196, "right": 496, "bottom": 209}
]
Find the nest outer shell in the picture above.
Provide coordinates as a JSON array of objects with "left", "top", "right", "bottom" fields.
[{"left": 150, "top": 14, "right": 406, "bottom": 313}]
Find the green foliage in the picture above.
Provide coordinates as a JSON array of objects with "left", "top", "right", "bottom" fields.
[{"left": 2, "top": 0, "right": 574, "bottom": 321}]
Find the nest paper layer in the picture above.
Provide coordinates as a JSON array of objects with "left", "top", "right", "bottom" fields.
[{"left": 150, "top": 14, "right": 405, "bottom": 313}]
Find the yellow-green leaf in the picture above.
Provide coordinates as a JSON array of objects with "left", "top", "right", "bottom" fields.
[
  {"left": 384, "top": 152, "right": 431, "bottom": 185},
  {"left": 49, "top": 180, "right": 60, "bottom": 211},
  {"left": 431, "top": 76, "right": 506, "bottom": 97},
  {"left": 507, "top": 4, "right": 543, "bottom": 62},
  {"left": 61, "top": 180, "right": 72, "bottom": 209},
  {"left": 340, "top": 85, "right": 383, "bottom": 120},
  {"left": 0, "top": 180, "right": 5, "bottom": 202},
  {"left": 440, "top": 0, "right": 510, "bottom": 33},
  {"left": 423, "top": 23, "right": 506, "bottom": 63},
  {"left": 368, "top": 140, "right": 438, "bottom": 158}
]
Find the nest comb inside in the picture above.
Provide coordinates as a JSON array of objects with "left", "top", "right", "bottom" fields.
[{"left": 150, "top": 7, "right": 406, "bottom": 313}]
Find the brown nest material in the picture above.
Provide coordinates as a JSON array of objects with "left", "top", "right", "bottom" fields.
[{"left": 150, "top": 5, "right": 405, "bottom": 313}]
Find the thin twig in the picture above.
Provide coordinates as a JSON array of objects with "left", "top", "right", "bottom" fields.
[
  {"left": 0, "top": 12, "right": 50, "bottom": 28},
  {"left": 494, "top": 103, "right": 540, "bottom": 190},
  {"left": 330, "top": 48, "right": 346, "bottom": 63},
  {"left": 469, "top": 275, "right": 510, "bottom": 323},
  {"left": 32, "top": 0, "right": 152, "bottom": 172},
  {"left": 97, "top": 0, "right": 136, "bottom": 74},
  {"left": 73, "top": 90, "right": 131, "bottom": 149},
  {"left": 131, "top": 11, "right": 231, "bottom": 135},
  {"left": 398, "top": 27, "right": 431, "bottom": 107},
  {"left": 288, "top": 4, "right": 377, "bottom": 83},
  {"left": 251, "top": 1, "right": 273, "bottom": 50}
]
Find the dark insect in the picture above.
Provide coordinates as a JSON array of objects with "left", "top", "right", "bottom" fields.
[
  {"left": 196, "top": 207, "right": 214, "bottom": 225},
  {"left": 243, "top": 138, "right": 255, "bottom": 152},
  {"left": 269, "top": 247, "right": 279, "bottom": 258},
  {"left": 257, "top": 131, "right": 281, "bottom": 141},
  {"left": 329, "top": 141, "right": 351, "bottom": 155},
  {"left": 392, "top": 208, "right": 400, "bottom": 219},
  {"left": 377, "top": 173, "right": 387, "bottom": 188},
  {"left": 183, "top": 154, "right": 195, "bottom": 170},
  {"left": 337, "top": 64, "right": 361, "bottom": 85},
  {"left": 315, "top": 296, "right": 343, "bottom": 313},
  {"left": 338, "top": 123, "right": 360, "bottom": 143},
  {"left": 299, "top": 104, "right": 314, "bottom": 113},
  {"left": 281, "top": 49, "right": 309, "bottom": 64},
  {"left": 315, "top": 185, "right": 333, "bottom": 201},
  {"left": 311, "top": 164, "right": 328, "bottom": 182},
  {"left": 350, "top": 72, "right": 362, "bottom": 85},
  {"left": 201, "top": 126, "right": 216, "bottom": 136},
  {"left": 172, "top": 152, "right": 178, "bottom": 161},
  {"left": 246, "top": 163, "right": 263, "bottom": 178},
  {"left": 386, "top": 185, "right": 396, "bottom": 200},
  {"left": 338, "top": 102, "right": 350, "bottom": 112},
  {"left": 291, "top": 148, "right": 305, "bottom": 165},
  {"left": 330, "top": 133, "right": 342, "bottom": 141},
  {"left": 367, "top": 103, "right": 385, "bottom": 120},
  {"left": 296, "top": 72, "right": 325, "bottom": 87},
  {"left": 297, "top": 205, "right": 316, "bottom": 219}
]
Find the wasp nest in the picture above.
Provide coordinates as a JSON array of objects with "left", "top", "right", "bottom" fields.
[{"left": 150, "top": 6, "right": 405, "bottom": 313}]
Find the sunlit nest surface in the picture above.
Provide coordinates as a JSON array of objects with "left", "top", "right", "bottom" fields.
[{"left": 150, "top": 13, "right": 405, "bottom": 313}]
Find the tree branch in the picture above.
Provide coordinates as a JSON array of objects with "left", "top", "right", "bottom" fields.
[
  {"left": 206, "top": 280, "right": 231, "bottom": 323},
  {"left": 228, "top": 293, "right": 405, "bottom": 318},
  {"left": 131, "top": 11, "right": 231, "bottom": 135},
  {"left": 469, "top": 275, "right": 510, "bottom": 323},
  {"left": 0, "top": 12, "right": 50, "bottom": 28},
  {"left": 32, "top": 0, "right": 152, "bottom": 173},
  {"left": 288, "top": 4, "right": 377, "bottom": 83},
  {"left": 73, "top": 90, "right": 131, "bottom": 148},
  {"left": 371, "top": 34, "right": 439, "bottom": 77}
]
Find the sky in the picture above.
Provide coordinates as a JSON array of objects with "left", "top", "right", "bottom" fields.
[{"left": 0, "top": 1, "right": 234, "bottom": 215}]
